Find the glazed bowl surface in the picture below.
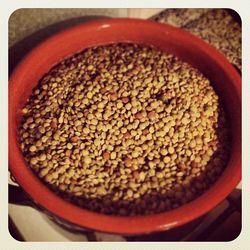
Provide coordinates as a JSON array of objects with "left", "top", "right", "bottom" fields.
[{"left": 9, "top": 18, "right": 241, "bottom": 235}]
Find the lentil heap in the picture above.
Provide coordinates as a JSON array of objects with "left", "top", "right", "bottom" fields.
[{"left": 19, "top": 43, "right": 229, "bottom": 215}]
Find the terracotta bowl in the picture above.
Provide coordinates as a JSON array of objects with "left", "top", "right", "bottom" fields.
[{"left": 9, "top": 18, "right": 241, "bottom": 235}]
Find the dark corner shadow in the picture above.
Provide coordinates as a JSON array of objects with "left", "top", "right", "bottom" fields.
[
  {"left": 9, "top": 15, "right": 110, "bottom": 76},
  {"left": 225, "top": 8, "right": 242, "bottom": 26},
  {"left": 8, "top": 216, "right": 25, "bottom": 241}
]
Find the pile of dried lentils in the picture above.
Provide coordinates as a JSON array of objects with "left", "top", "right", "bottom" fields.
[{"left": 20, "top": 43, "right": 229, "bottom": 215}]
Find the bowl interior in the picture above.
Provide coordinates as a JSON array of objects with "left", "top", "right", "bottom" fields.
[{"left": 9, "top": 18, "right": 241, "bottom": 234}]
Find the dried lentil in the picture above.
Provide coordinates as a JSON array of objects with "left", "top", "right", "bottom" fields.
[{"left": 19, "top": 43, "right": 229, "bottom": 216}]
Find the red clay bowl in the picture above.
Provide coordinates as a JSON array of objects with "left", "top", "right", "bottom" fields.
[{"left": 9, "top": 18, "right": 241, "bottom": 235}]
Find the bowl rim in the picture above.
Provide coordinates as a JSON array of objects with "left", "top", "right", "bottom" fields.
[{"left": 9, "top": 18, "right": 241, "bottom": 235}]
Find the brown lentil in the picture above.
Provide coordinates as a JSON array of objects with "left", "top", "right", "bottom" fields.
[{"left": 19, "top": 43, "right": 229, "bottom": 216}]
